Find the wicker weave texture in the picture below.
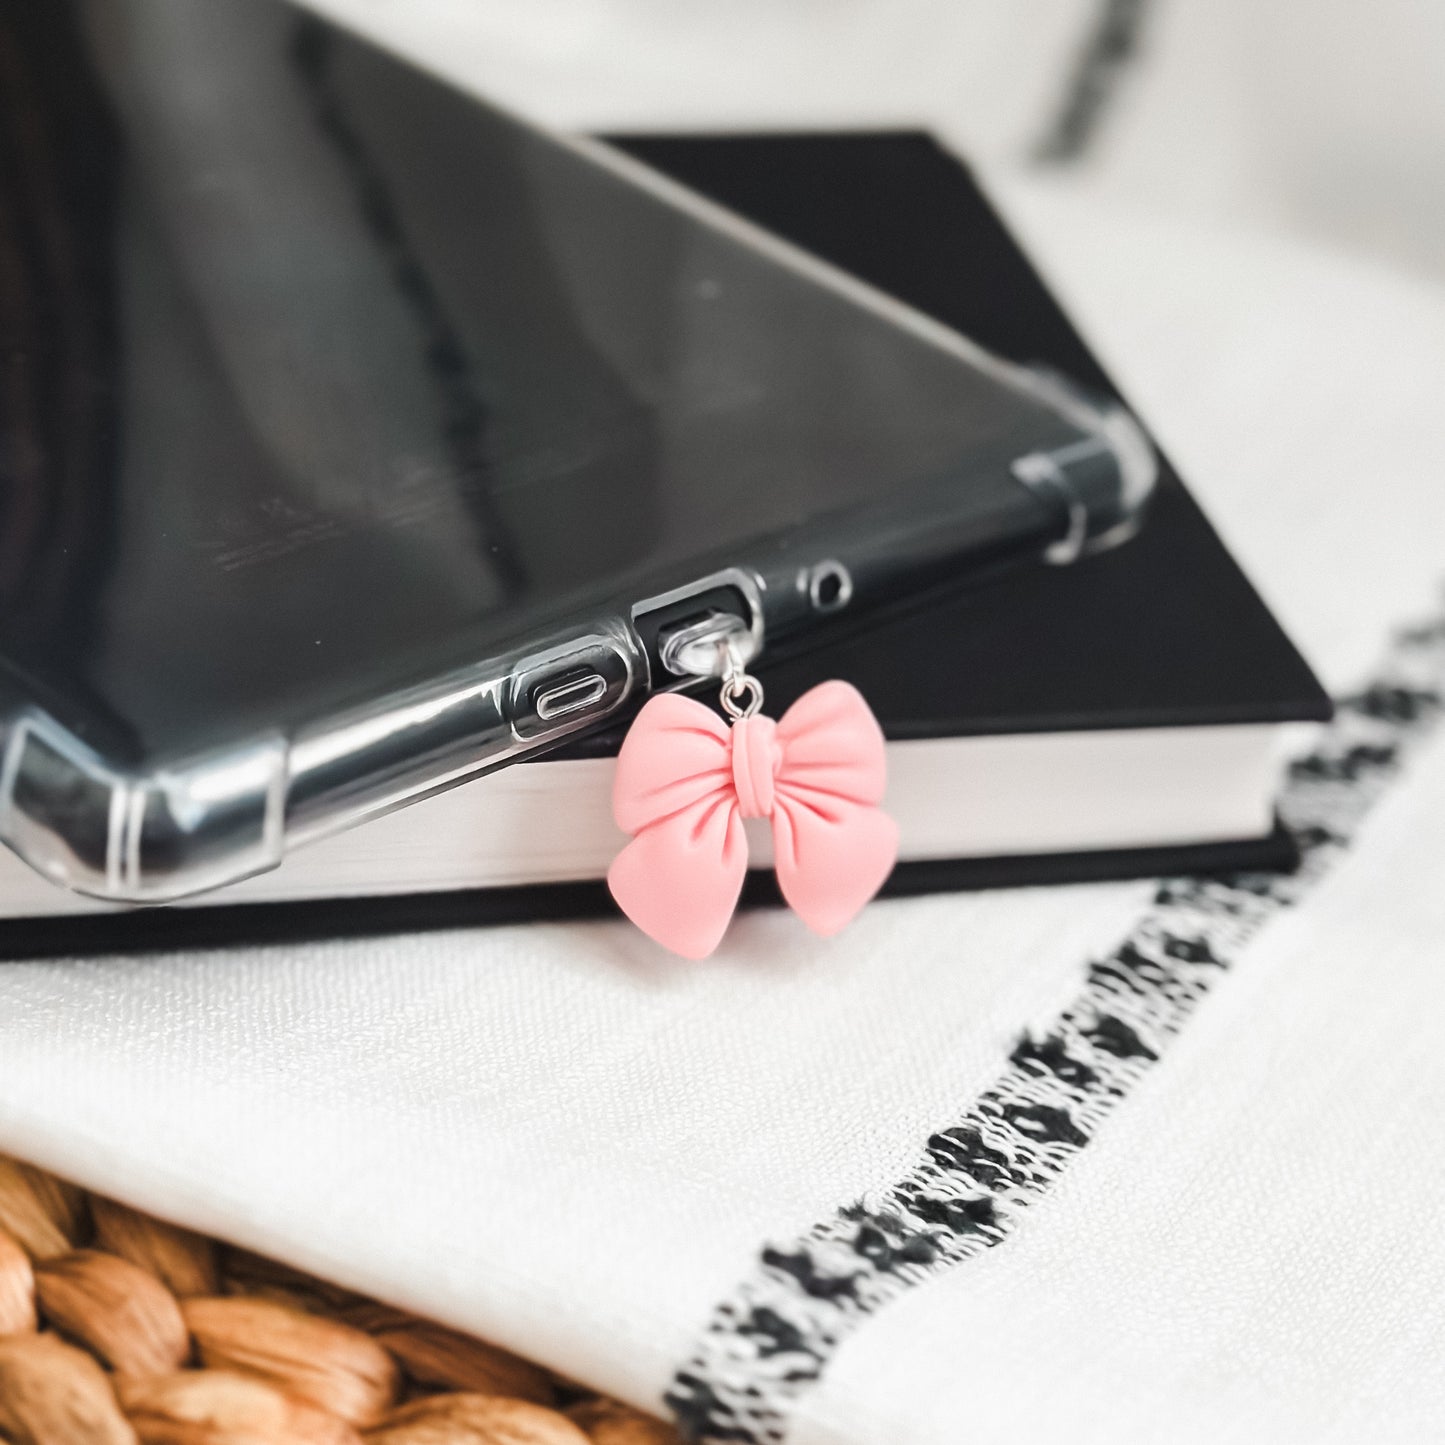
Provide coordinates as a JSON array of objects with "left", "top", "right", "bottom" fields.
[{"left": 0, "top": 1153, "right": 678, "bottom": 1444}]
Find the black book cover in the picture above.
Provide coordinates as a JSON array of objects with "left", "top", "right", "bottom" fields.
[
  {"left": 1, "top": 132, "right": 1330, "bottom": 959},
  {"left": 591, "top": 132, "right": 1330, "bottom": 746}
]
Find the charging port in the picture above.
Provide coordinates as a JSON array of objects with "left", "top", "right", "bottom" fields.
[
  {"left": 657, "top": 611, "right": 753, "bottom": 678},
  {"left": 631, "top": 570, "right": 763, "bottom": 684}
]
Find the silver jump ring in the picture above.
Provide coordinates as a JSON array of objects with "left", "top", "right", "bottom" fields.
[{"left": 720, "top": 674, "right": 764, "bottom": 722}]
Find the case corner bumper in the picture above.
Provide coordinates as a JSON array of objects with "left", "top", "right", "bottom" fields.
[{"left": 0, "top": 713, "right": 288, "bottom": 905}]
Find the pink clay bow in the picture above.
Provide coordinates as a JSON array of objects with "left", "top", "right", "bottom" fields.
[{"left": 607, "top": 680, "right": 899, "bottom": 958}]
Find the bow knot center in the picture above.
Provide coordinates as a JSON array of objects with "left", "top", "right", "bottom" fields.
[{"left": 730, "top": 715, "right": 781, "bottom": 818}]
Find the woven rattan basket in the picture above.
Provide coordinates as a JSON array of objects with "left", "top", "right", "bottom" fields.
[{"left": 0, "top": 1153, "right": 677, "bottom": 1443}]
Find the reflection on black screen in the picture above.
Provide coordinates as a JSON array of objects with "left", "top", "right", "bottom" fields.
[{"left": 0, "top": 0, "right": 1077, "bottom": 760}]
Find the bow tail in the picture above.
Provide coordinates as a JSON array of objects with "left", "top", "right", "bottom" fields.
[
  {"left": 771, "top": 791, "right": 899, "bottom": 938},
  {"left": 607, "top": 793, "right": 749, "bottom": 960}
]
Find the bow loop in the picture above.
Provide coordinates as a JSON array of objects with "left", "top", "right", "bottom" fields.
[
  {"left": 774, "top": 679, "right": 888, "bottom": 806},
  {"left": 607, "top": 693, "right": 747, "bottom": 959},
  {"left": 771, "top": 682, "right": 897, "bottom": 935},
  {"left": 610, "top": 692, "right": 733, "bottom": 836}
]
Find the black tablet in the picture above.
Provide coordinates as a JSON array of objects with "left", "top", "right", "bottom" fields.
[{"left": 0, "top": 0, "right": 1153, "bottom": 904}]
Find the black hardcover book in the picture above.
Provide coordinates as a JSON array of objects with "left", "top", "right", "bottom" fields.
[{"left": 0, "top": 132, "right": 1330, "bottom": 958}]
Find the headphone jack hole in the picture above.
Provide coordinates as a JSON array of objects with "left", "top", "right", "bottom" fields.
[{"left": 807, "top": 560, "right": 852, "bottom": 613}]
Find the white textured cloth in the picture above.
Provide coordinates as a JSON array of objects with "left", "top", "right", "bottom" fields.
[
  {"left": 793, "top": 725, "right": 1445, "bottom": 1445},
  {"left": 4, "top": 9, "right": 1445, "bottom": 1442}
]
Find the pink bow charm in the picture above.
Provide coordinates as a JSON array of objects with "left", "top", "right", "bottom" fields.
[{"left": 607, "top": 680, "right": 899, "bottom": 958}]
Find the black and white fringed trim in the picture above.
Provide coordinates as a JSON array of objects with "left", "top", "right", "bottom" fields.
[{"left": 666, "top": 605, "right": 1445, "bottom": 1445}]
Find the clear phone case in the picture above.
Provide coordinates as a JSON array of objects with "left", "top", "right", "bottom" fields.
[{"left": 0, "top": 0, "right": 1155, "bottom": 902}]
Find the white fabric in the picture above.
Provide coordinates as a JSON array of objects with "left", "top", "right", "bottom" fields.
[
  {"left": 4, "top": 7, "right": 1445, "bottom": 1440},
  {"left": 1079, "top": 0, "right": 1445, "bottom": 284},
  {"left": 793, "top": 724, "right": 1445, "bottom": 1445},
  {"left": 0, "top": 874, "right": 1149, "bottom": 1408}
]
